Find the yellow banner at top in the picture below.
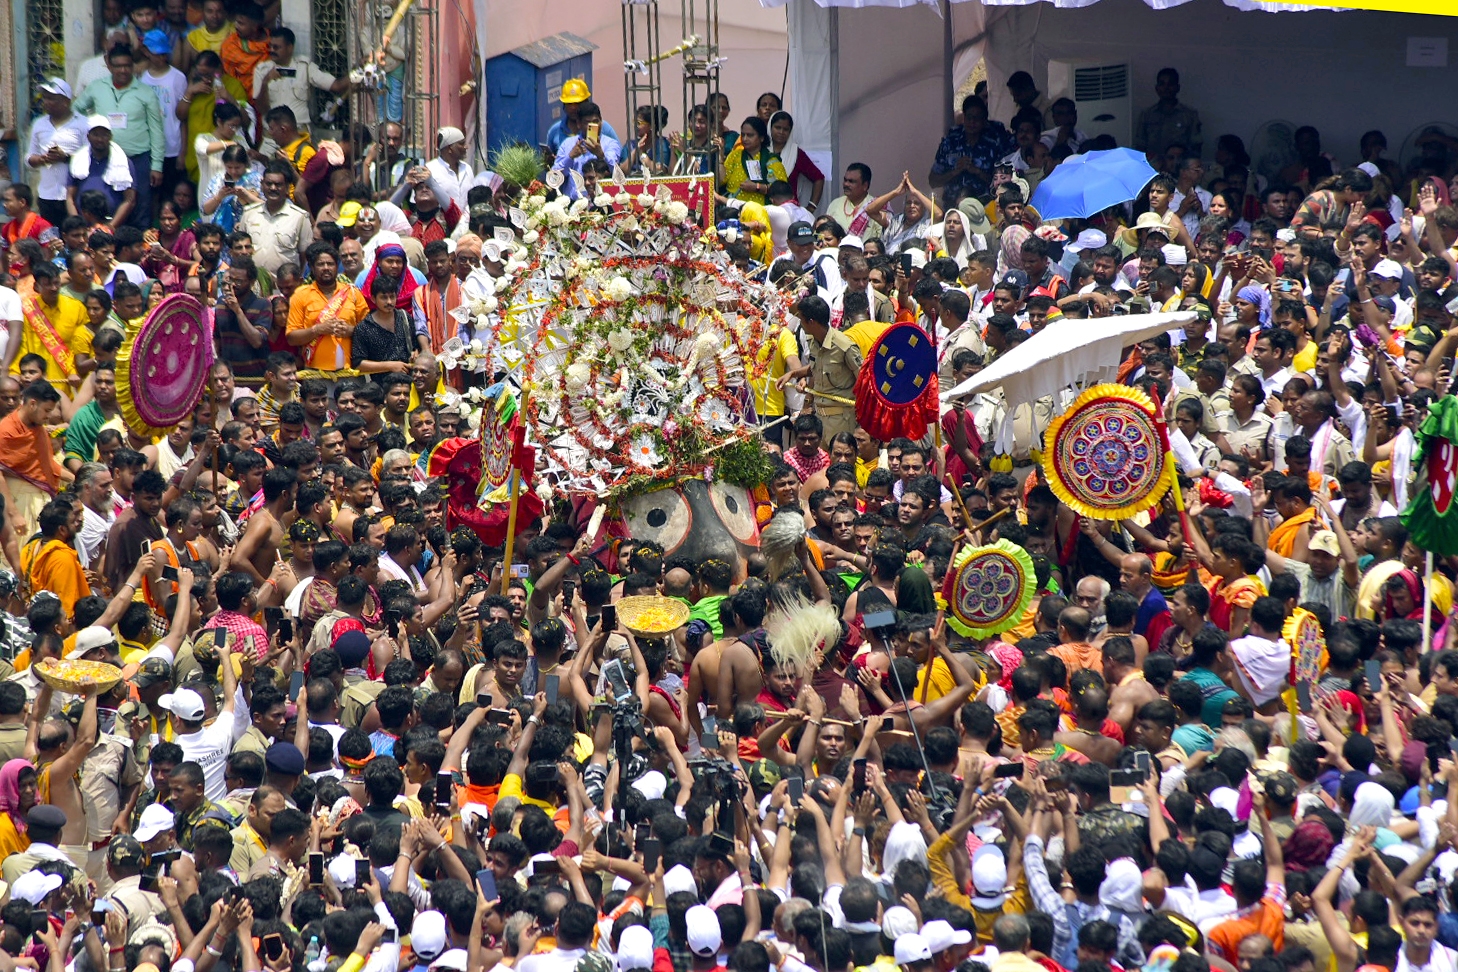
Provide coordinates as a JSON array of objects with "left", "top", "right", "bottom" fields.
[{"left": 1249, "top": 0, "right": 1458, "bottom": 12}]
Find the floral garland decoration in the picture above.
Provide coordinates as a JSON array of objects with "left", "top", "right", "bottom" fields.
[{"left": 447, "top": 181, "right": 789, "bottom": 499}]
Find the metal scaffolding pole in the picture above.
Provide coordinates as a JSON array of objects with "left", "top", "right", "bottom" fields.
[
  {"left": 679, "top": 0, "right": 720, "bottom": 175},
  {"left": 621, "top": 0, "right": 663, "bottom": 171}
]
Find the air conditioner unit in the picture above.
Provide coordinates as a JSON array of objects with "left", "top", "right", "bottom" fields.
[{"left": 1046, "top": 61, "right": 1133, "bottom": 147}]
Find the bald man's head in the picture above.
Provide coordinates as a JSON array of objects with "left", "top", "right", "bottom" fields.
[
  {"left": 1058, "top": 606, "right": 1092, "bottom": 642},
  {"left": 662, "top": 567, "right": 693, "bottom": 599},
  {"left": 1119, "top": 553, "right": 1154, "bottom": 595}
]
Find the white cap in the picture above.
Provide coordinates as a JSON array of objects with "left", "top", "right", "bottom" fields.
[
  {"left": 1276, "top": 227, "right": 1297, "bottom": 243},
  {"left": 38, "top": 78, "right": 72, "bottom": 99},
  {"left": 328, "top": 854, "right": 360, "bottom": 889},
  {"left": 1067, "top": 228, "right": 1107, "bottom": 253},
  {"left": 412, "top": 910, "right": 449, "bottom": 960},
  {"left": 906, "top": 249, "right": 927, "bottom": 270},
  {"left": 1209, "top": 786, "right": 1239, "bottom": 817},
  {"left": 430, "top": 949, "right": 469, "bottom": 972},
  {"left": 970, "top": 845, "right": 1008, "bottom": 909},
  {"left": 840, "top": 235, "right": 865, "bottom": 250},
  {"left": 882, "top": 905, "right": 918, "bottom": 939},
  {"left": 11, "top": 871, "right": 62, "bottom": 905},
  {"left": 894, "top": 934, "right": 933, "bottom": 965},
  {"left": 67, "top": 625, "right": 116, "bottom": 660},
  {"left": 1372, "top": 259, "right": 1404, "bottom": 280},
  {"left": 436, "top": 127, "right": 466, "bottom": 149},
  {"left": 1357, "top": 161, "right": 1381, "bottom": 178},
  {"left": 134, "top": 803, "right": 176, "bottom": 842},
  {"left": 662, "top": 863, "right": 698, "bottom": 897},
  {"left": 685, "top": 905, "right": 722, "bottom": 957},
  {"left": 157, "top": 688, "right": 206, "bottom": 721},
  {"left": 87, "top": 114, "right": 112, "bottom": 131},
  {"left": 920, "top": 920, "right": 972, "bottom": 954},
  {"left": 631, "top": 770, "right": 667, "bottom": 801},
  {"left": 617, "top": 925, "right": 656, "bottom": 971},
  {"left": 1161, "top": 243, "right": 1188, "bottom": 267}
]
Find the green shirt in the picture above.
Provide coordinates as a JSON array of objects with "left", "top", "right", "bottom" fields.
[
  {"left": 688, "top": 594, "right": 726, "bottom": 640},
  {"left": 64, "top": 400, "right": 111, "bottom": 465},
  {"left": 74, "top": 78, "right": 166, "bottom": 170}
]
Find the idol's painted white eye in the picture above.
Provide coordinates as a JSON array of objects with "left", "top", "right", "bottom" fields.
[
  {"left": 709, "top": 481, "right": 758, "bottom": 546},
  {"left": 621, "top": 487, "right": 692, "bottom": 555}
]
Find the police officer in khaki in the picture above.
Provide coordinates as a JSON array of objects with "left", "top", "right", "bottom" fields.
[{"left": 796, "top": 294, "right": 863, "bottom": 440}]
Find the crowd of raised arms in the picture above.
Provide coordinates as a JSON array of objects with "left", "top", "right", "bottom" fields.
[{"left": 5, "top": 8, "right": 1458, "bottom": 972}]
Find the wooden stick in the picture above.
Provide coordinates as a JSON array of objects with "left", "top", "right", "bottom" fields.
[{"left": 804, "top": 388, "right": 856, "bottom": 407}]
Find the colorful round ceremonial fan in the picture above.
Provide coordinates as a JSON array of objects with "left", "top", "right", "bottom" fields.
[
  {"left": 1044, "top": 383, "right": 1171, "bottom": 519},
  {"left": 116, "top": 294, "right": 214, "bottom": 439},
  {"left": 1284, "top": 606, "right": 1327, "bottom": 687},
  {"left": 854, "top": 322, "right": 939, "bottom": 442},
  {"left": 939, "top": 540, "right": 1037, "bottom": 639}
]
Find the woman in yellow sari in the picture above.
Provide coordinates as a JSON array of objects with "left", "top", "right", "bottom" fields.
[
  {"left": 719, "top": 117, "right": 787, "bottom": 206},
  {"left": 0, "top": 758, "right": 36, "bottom": 859}
]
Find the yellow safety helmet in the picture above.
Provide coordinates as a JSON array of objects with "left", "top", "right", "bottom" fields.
[{"left": 561, "top": 78, "right": 591, "bottom": 104}]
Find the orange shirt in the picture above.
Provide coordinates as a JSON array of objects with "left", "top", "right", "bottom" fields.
[
  {"left": 1049, "top": 641, "right": 1103, "bottom": 675},
  {"left": 0, "top": 410, "right": 61, "bottom": 491},
  {"left": 220, "top": 30, "right": 270, "bottom": 91},
  {"left": 287, "top": 281, "right": 369, "bottom": 371},
  {"left": 21, "top": 538, "right": 91, "bottom": 616},
  {"left": 1207, "top": 888, "right": 1285, "bottom": 960}
]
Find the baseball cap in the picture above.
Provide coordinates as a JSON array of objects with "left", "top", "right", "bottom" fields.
[
  {"left": 787, "top": 221, "right": 815, "bottom": 245},
  {"left": 905, "top": 248, "right": 928, "bottom": 270},
  {"left": 338, "top": 201, "right": 363, "bottom": 227},
  {"left": 437, "top": 126, "right": 466, "bottom": 150},
  {"left": 1372, "top": 259, "right": 1404, "bottom": 280},
  {"left": 328, "top": 853, "right": 360, "bottom": 889},
  {"left": 38, "top": 78, "right": 72, "bottom": 99},
  {"left": 133, "top": 657, "right": 173, "bottom": 689},
  {"left": 1308, "top": 530, "right": 1341, "bottom": 557},
  {"left": 684, "top": 905, "right": 722, "bottom": 957},
  {"left": 266, "top": 742, "right": 305, "bottom": 776},
  {"left": 840, "top": 235, "right": 865, "bottom": 250},
  {"left": 617, "top": 925, "right": 655, "bottom": 971},
  {"left": 662, "top": 864, "right": 698, "bottom": 897},
  {"left": 970, "top": 844, "right": 1008, "bottom": 909},
  {"left": 1000, "top": 269, "right": 1030, "bottom": 295},
  {"left": 134, "top": 803, "right": 176, "bottom": 842},
  {"left": 158, "top": 687, "right": 205, "bottom": 722},
  {"left": 68, "top": 625, "right": 116, "bottom": 660},
  {"left": 1067, "top": 228, "right": 1107, "bottom": 253},
  {"left": 143, "top": 28, "right": 171, "bottom": 55},
  {"left": 430, "top": 950, "right": 469, "bottom": 972},
  {"left": 411, "top": 910, "right": 449, "bottom": 960},
  {"left": 894, "top": 934, "right": 933, "bottom": 965},
  {"left": 11, "top": 871, "right": 62, "bottom": 905},
  {"left": 920, "top": 920, "right": 973, "bottom": 954},
  {"left": 107, "top": 835, "right": 147, "bottom": 869},
  {"left": 87, "top": 114, "right": 112, "bottom": 132},
  {"left": 882, "top": 906, "right": 918, "bottom": 939},
  {"left": 1261, "top": 771, "right": 1299, "bottom": 804},
  {"left": 1371, "top": 294, "right": 1397, "bottom": 315}
]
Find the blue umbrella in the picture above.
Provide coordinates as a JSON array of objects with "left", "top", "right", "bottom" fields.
[{"left": 1029, "top": 148, "right": 1158, "bottom": 220}]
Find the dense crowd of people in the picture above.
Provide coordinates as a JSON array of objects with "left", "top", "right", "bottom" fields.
[{"left": 5, "top": 8, "right": 1458, "bottom": 972}]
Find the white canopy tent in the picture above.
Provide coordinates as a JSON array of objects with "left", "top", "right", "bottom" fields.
[{"left": 763, "top": 0, "right": 1458, "bottom": 208}]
